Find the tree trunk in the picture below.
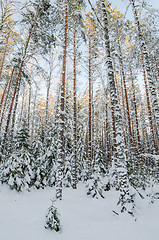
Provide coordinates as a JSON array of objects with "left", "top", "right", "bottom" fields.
[
  {"left": 10, "top": 80, "right": 21, "bottom": 143},
  {"left": 31, "top": 86, "right": 38, "bottom": 143},
  {"left": 44, "top": 71, "right": 51, "bottom": 142},
  {"left": 28, "top": 84, "right": 31, "bottom": 129},
  {"left": 0, "top": 31, "right": 10, "bottom": 79},
  {"left": 56, "top": 2, "right": 68, "bottom": 200},
  {"left": 129, "top": 63, "right": 142, "bottom": 153},
  {"left": 130, "top": 0, "right": 159, "bottom": 148},
  {"left": 0, "top": 67, "right": 14, "bottom": 127},
  {"left": 72, "top": 27, "right": 78, "bottom": 189},
  {"left": 0, "top": 25, "right": 33, "bottom": 163},
  {"left": 88, "top": 34, "right": 92, "bottom": 178},
  {"left": 141, "top": 53, "right": 157, "bottom": 153},
  {"left": 116, "top": 24, "right": 133, "bottom": 149},
  {"left": 101, "top": 0, "right": 133, "bottom": 213}
]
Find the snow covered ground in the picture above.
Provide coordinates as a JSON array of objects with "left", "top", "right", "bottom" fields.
[{"left": 0, "top": 183, "right": 159, "bottom": 240}]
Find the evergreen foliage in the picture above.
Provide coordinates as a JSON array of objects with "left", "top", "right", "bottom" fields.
[
  {"left": 86, "top": 175, "right": 105, "bottom": 199},
  {"left": 45, "top": 200, "right": 61, "bottom": 232},
  {"left": 0, "top": 121, "right": 34, "bottom": 191}
]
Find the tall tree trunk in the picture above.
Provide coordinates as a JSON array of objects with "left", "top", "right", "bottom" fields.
[
  {"left": 88, "top": 34, "right": 92, "bottom": 178},
  {"left": 116, "top": 24, "right": 133, "bottom": 149},
  {"left": 72, "top": 27, "right": 78, "bottom": 189},
  {"left": 31, "top": 86, "right": 38, "bottom": 143},
  {"left": 114, "top": 66, "right": 127, "bottom": 149},
  {"left": 130, "top": 0, "right": 159, "bottom": 147},
  {"left": 56, "top": 2, "right": 68, "bottom": 200},
  {"left": 101, "top": 0, "right": 133, "bottom": 214},
  {"left": 140, "top": 101, "right": 151, "bottom": 154},
  {"left": 0, "top": 31, "right": 10, "bottom": 79},
  {"left": 28, "top": 84, "right": 31, "bottom": 129},
  {"left": 19, "top": 83, "right": 26, "bottom": 124},
  {"left": 0, "top": 25, "right": 33, "bottom": 164},
  {"left": 44, "top": 72, "right": 51, "bottom": 142},
  {"left": 0, "top": 67, "right": 14, "bottom": 125},
  {"left": 0, "top": 67, "right": 14, "bottom": 114},
  {"left": 129, "top": 63, "right": 142, "bottom": 153},
  {"left": 154, "top": 55, "right": 159, "bottom": 95},
  {"left": 141, "top": 53, "right": 157, "bottom": 153},
  {"left": 10, "top": 80, "right": 21, "bottom": 143}
]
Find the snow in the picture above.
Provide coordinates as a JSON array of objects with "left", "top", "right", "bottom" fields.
[{"left": 0, "top": 183, "right": 159, "bottom": 240}]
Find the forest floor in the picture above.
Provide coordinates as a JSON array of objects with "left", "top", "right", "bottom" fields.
[{"left": 0, "top": 182, "right": 159, "bottom": 240}]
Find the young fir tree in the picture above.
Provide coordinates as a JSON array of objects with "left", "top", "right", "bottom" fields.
[
  {"left": 86, "top": 129, "right": 106, "bottom": 199},
  {"left": 0, "top": 119, "right": 34, "bottom": 191},
  {"left": 31, "top": 139, "right": 47, "bottom": 189},
  {"left": 45, "top": 200, "right": 61, "bottom": 232}
]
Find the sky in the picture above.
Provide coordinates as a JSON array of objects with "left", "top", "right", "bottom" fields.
[
  {"left": 89, "top": 0, "right": 159, "bottom": 20},
  {"left": 110, "top": 0, "right": 159, "bottom": 12}
]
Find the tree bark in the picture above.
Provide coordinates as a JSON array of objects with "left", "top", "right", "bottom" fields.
[
  {"left": 56, "top": 2, "right": 68, "bottom": 200},
  {"left": 72, "top": 27, "right": 78, "bottom": 189},
  {"left": 116, "top": 24, "right": 133, "bottom": 148},
  {"left": 0, "top": 67, "right": 14, "bottom": 125},
  {"left": 101, "top": 0, "right": 133, "bottom": 213},
  {"left": 129, "top": 63, "right": 142, "bottom": 153},
  {"left": 0, "top": 31, "right": 10, "bottom": 79},
  {"left": 88, "top": 34, "right": 92, "bottom": 178},
  {"left": 130, "top": 0, "right": 159, "bottom": 149}
]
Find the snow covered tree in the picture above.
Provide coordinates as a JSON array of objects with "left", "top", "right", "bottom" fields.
[
  {"left": 32, "top": 139, "right": 47, "bottom": 189},
  {"left": 100, "top": 0, "right": 134, "bottom": 214},
  {"left": 55, "top": 0, "right": 68, "bottom": 200},
  {"left": 130, "top": 0, "right": 159, "bottom": 153},
  {"left": 45, "top": 200, "right": 61, "bottom": 232},
  {"left": 0, "top": 119, "right": 34, "bottom": 191}
]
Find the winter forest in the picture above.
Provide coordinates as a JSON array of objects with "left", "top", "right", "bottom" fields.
[{"left": 0, "top": 0, "right": 159, "bottom": 238}]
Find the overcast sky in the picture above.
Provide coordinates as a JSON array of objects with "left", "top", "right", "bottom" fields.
[
  {"left": 110, "top": 0, "right": 159, "bottom": 19},
  {"left": 110, "top": 0, "right": 159, "bottom": 10}
]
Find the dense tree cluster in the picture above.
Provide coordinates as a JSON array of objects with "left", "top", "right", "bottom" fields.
[{"left": 0, "top": 0, "right": 159, "bottom": 220}]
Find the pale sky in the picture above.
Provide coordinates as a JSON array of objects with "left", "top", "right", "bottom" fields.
[{"left": 110, "top": 0, "right": 159, "bottom": 19}]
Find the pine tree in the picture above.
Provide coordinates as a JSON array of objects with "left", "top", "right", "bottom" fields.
[
  {"left": 45, "top": 200, "right": 61, "bottom": 232},
  {"left": 0, "top": 119, "right": 34, "bottom": 191}
]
